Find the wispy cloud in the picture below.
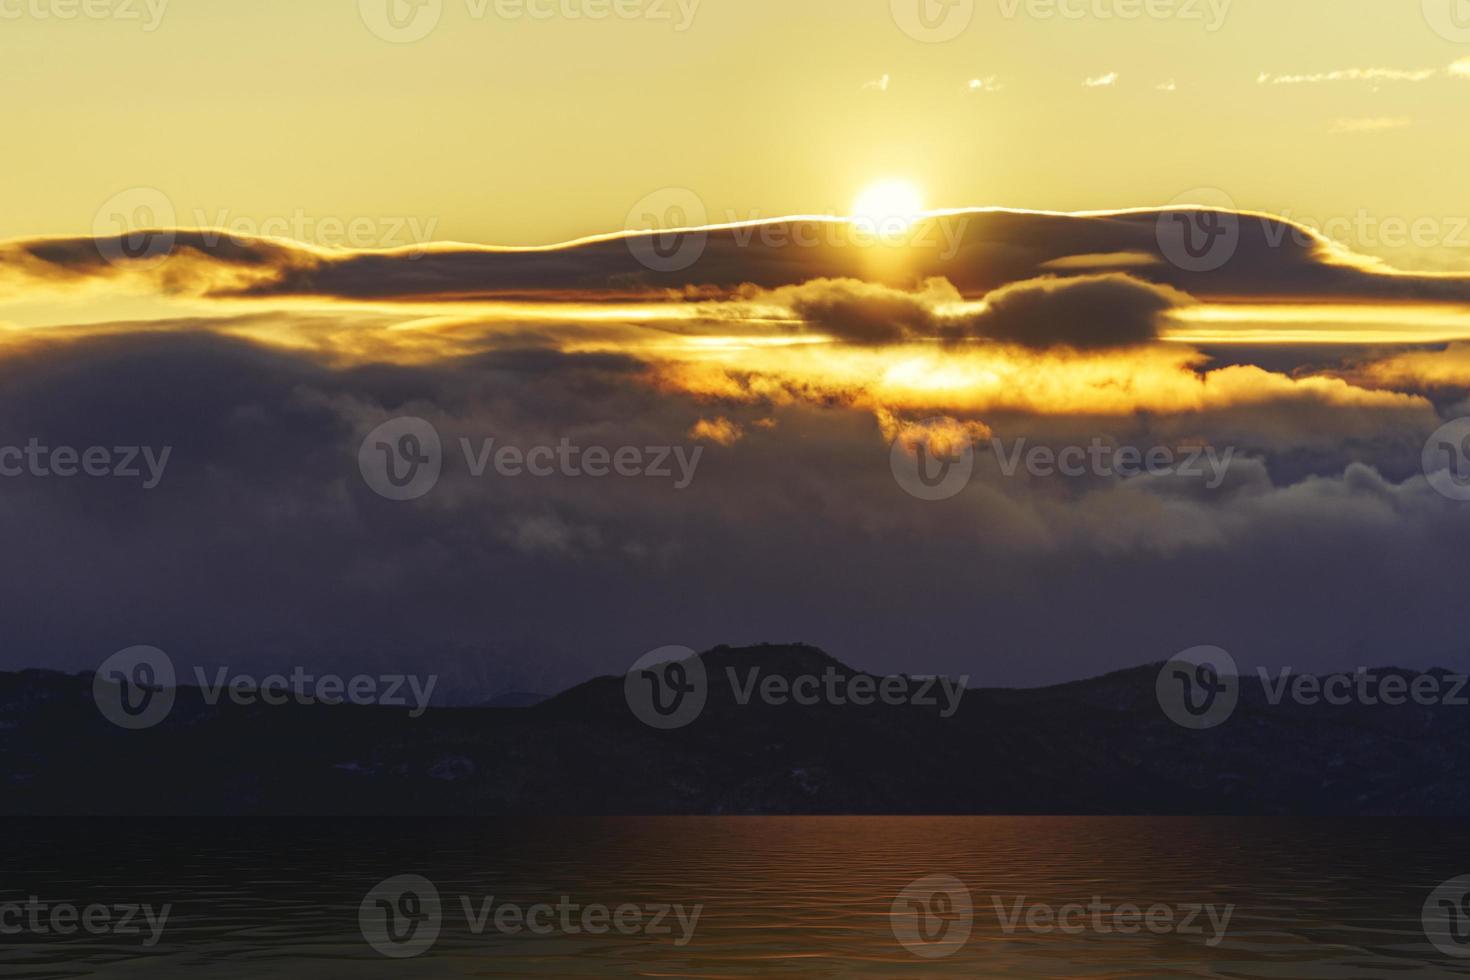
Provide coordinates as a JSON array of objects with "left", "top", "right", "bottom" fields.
[
  {"left": 1329, "top": 117, "right": 1413, "bottom": 135},
  {"left": 967, "top": 76, "right": 1002, "bottom": 93},
  {"left": 1258, "top": 58, "right": 1470, "bottom": 86},
  {"left": 861, "top": 73, "right": 890, "bottom": 93},
  {"left": 1155, "top": 79, "right": 1177, "bottom": 92},
  {"left": 1083, "top": 72, "right": 1118, "bottom": 88}
]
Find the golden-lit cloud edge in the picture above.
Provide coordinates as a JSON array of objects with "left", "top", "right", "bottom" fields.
[
  {"left": 3, "top": 206, "right": 1469, "bottom": 432},
  {"left": 7, "top": 206, "right": 1470, "bottom": 308}
]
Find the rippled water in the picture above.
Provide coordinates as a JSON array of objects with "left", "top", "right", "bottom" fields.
[{"left": 2, "top": 818, "right": 1469, "bottom": 977}]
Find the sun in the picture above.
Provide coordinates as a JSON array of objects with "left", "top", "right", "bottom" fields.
[{"left": 851, "top": 179, "right": 925, "bottom": 232}]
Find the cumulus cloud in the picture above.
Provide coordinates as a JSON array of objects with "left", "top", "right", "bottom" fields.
[
  {"left": 1083, "top": 72, "right": 1118, "bottom": 88},
  {"left": 758, "top": 277, "right": 956, "bottom": 345},
  {"left": 1351, "top": 342, "right": 1470, "bottom": 393},
  {"left": 963, "top": 274, "right": 1186, "bottom": 350},
  {"left": 749, "top": 273, "right": 1185, "bottom": 350},
  {"left": 690, "top": 417, "right": 744, "bottom": 445},
  {"left": 879, "top": 410, "right": 991, "bottom": 459}
]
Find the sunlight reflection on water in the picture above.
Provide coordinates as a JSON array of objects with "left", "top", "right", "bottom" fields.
[{"left": 1, "top": 817, "right": 1467, "bottom": 977}]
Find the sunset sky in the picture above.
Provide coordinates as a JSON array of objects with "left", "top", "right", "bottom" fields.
[
  {"left": 2, "top": 0, "right": 1469, "bottom": 691},
  {"left": 3, "top": 0, "right": 1469, "bottom": 257}
]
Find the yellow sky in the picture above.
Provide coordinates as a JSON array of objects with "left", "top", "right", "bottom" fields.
[{"left": 2, "top": 0, "right": 1469, "bottom": 271}]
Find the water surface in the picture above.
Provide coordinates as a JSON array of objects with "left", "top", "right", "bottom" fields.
[{"left": 1, "top": 817, "right": 1467, "bottom": 977}]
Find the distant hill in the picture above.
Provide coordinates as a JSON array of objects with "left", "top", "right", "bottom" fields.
[{"left": 4, "top": 644, "right": 1469, "bottom": 815}]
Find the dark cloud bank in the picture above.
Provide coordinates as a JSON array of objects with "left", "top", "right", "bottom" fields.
[
  {"left": 3, "top": 207, "right": 1469, "bottom": 693},
  {"left": 8, "top": 207, "right": 1470, "bottom": 306},
  {"left": 0, "top": 326, "right": 1467, "bottom": 695}
]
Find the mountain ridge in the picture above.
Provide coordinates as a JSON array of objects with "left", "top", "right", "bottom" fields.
[{"left": 4, "top": 644, "right": 1469, "bottom": 815}]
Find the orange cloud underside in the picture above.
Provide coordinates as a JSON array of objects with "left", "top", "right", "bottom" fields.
[{"left": 649, "top": 342, "right": 1426, "bottom": 417}]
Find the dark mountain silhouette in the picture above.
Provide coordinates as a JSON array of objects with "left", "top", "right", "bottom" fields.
[
  {"left": 4, "top": 644, "right": 1469, "bottom": 815},
  {"left": 477, "top": 691, "right": 549, "bottom": 709}
]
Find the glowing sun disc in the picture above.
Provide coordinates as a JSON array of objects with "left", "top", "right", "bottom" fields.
[{"left": 851, "top": 180, "right": 925, "bottom": 232}]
